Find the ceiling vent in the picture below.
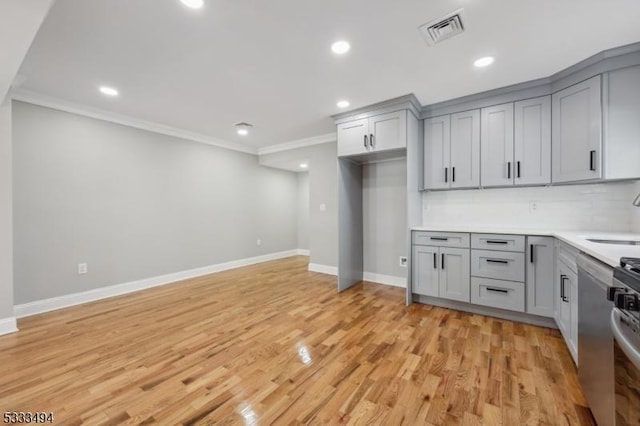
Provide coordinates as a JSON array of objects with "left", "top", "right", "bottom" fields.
[{"left": 419, "top": 9, "right": 465, "bottom": 46}]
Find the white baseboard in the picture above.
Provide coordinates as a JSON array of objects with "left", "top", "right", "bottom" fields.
[
  {"left": 363, "top": 272, "right": 407, "bottom": 288},
  {"left": 306, "top": 265, "right": 406, "bottom": 288},
  {"left": 308, "top": 263, "right": 338, "bottom": 275},
  {"left": 0, "top": 317, "right": 18, "bottom": 336},
  {"left": 296, "top": 249, "right": 310, "bottom": 256},
  {"left": 14, "top": 250, "right": 300, "bottom": 318}
]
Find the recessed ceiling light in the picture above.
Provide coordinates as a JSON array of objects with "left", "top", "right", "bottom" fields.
[
  {"left": 300, "top": 163, "right": 308, "bottom": 169},
  {"left": 474, "top": 56, "right": 495, "bottom": 68},
  {"left": 235, "top": 122, "right": 253, "bottom": 136},
  {"left": 180, "top": 0, "right": 204, "bottom": 9},
  {"left": 331, "top": 41, "right": 351, "bottom": 55},
  {"left": 99, "top": 86, "right": 119, "bottom": 97},
  {"left": 336, "top": 100, "right": 350, "bottom": 109}
]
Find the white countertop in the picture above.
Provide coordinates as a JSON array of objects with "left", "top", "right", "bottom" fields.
[{"left": 412, "top": 226, "right": 640, "bottom": 268}]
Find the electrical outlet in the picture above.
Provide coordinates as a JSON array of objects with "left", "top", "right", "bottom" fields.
[
  {"left": 399, "top": 256, "right": 408, "bottom": 267},
  {"left": 256, "top": 239, "right": 262, "bottom": 246},
  {"left": 78, "top": 263, "right": 88, "bottom": 275},
  {"left": 529, "top": 202, "right": 538, "bottom": 212}
]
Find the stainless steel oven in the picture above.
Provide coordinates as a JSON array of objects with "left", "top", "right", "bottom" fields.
[{"left": 611, "top": 258, "right": 640, "bottom": 425}]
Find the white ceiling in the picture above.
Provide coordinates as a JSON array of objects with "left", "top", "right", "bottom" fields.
[
  {"left": 0, "top": 0, "right": 54, "bottom": 104},
  {"left": 16, "top": 0, "right": 640, "bottom": 150}
]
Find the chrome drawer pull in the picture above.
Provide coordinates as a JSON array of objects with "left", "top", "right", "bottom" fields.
[
  {"left": 486, "top": 240, "right": 508, "bottom": 245},
  {"left": 486, "top": 259, "right": 509, "bottom": 264},
  {"left": 486, "top": 287, "right": 509, "bottom": 294}
]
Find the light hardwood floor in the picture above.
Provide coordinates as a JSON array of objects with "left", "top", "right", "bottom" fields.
[{"left": 0, "top": 256, "right": 594, "bottom": 425}]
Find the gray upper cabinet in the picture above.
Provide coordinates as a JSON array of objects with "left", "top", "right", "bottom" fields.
[
  {"left": 552, "top": 75, "right": 602, "bottom": 183},
  {"left": 423, "top": 115, "right": 450, "bottom": 190},
  {"left": 450, "top": 110, "right": 480, "bottom": 189},
  {"left": 481, "top": 103, "right": 514, "bottom": 187},
  {"left": 337, "top": 118, "right": 368, "bottom": 157},
  {"left": 514, "top": 96, "right": 551, "bottom": 185},
  {"left": 603, "top": 66, "right": 640, "bottom": 180},
  {"left": 526, "top": 236, "right": 555, "bottom": 318},
  {"left": 369, "top": 111, "right": 407, "bottom": 152},
  {"left": 423, "top": 110, "right": 480, "bottom": 190},
  {"left": 337, "top": 111, "right": 407, "bottom": 158}
]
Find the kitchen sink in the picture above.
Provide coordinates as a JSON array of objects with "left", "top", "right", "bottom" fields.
[{"left": 586, "top": 238, "right": 640, "bottom": 246}]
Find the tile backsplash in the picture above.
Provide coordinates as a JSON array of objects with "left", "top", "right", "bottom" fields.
[{"left": 423, "top": 181, "right": 639, "bottom": 232}]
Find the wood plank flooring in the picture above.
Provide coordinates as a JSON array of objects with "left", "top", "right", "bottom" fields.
[{"left": 0, "top": 256, "right": 594, "bottom": 425}]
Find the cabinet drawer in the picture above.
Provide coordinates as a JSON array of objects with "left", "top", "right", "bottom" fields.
[
  {"left": 471, "top": 234, "right": 524, "bottom": 252},
  {"left": 471, "top": 277, "right": 525, "bottom": 312},
  {"left": 412, "top": 231, "right": 470, "bottom": 248},
  {"left": 471, "top": 249, "right": 525, "bottom": 282},
  {"left": 557, "top": 241, "right": 579, "bottom": 274}
]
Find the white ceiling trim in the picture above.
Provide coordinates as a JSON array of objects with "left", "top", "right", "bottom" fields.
[
  {"left": 258, "top": 132, "right": 336, "bottom": 155},
  {"left": 10, "top": 88, "right": 258, "bottom": 155}
]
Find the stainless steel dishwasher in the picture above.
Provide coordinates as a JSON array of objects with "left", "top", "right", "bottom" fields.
[{"left": 577, "top": 253, "right": 614, "bottom": 426}]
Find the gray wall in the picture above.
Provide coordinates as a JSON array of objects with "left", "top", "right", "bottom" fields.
[
  {"left": 363, "top": 159, "right": 407, "bottom": 279},
  {"left": 259, "top": 142, "right": 338, "bottom": 268},
  {"left": 634, "top": 181, "right": 640, "bottom": 232},
  {"left": 297, "top": 172, "right": 309, "bottom": 250},
  {"left": 0, "top": 100, "right": 13, "bottom": 319},
  {"left": 13, "top": 101, "right": 298, "bottom": 304}
]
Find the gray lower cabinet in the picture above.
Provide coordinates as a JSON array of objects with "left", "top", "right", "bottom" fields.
[
  {"left": 470, "top": 233, "right": 526, "bottom": 313},
  {"left": 412, "top": 241, "right": 470, "bottom": 302},
  {"left": 440, "top": 247, "right": 471, "bottom": 302},
  {"left": 470, "top": 277, "right": 525, "bottom": 312},
  {"left": 555, "top": 248, "right": 579, "bottom": 364},
  {"left": 525, "top": 236, "right": 555, "bottom": 318}
]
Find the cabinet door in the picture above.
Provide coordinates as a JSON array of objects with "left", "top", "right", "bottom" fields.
[
  {"left": 423, "top": 115, "right": 451, "bottom": 190},
  {"left": 552, "top": 75, "right": 602, "bottom": 183},
  {"left": 439, "top": 247, "right": 470, "bottom": 302},
  {"left": 568, "top": 268, "right": 579, "bottom": 362},
  {"left": 515, "top": 96, "right": 551, "bottom": 185},
  {"left": 337, "top": 118, "right": 369, "bottom": 157},
  {"left": 557, "top": 262, "right": 573, "bottom": 352},
  {"left": 604, "top": 66, "right": 640, "bottom": 180},
  {"left": 481, "top": 103, "right": 514, "bottom": 187},
  {"left": 412, "top": 245, "right": 439, "bottom": 297},
  {"left": 526, "top": 236, "right": 555, "bottom": 318},
  {"left": 369, "top": 111, "right": 407, "bottom": 152},
  {"left": 450, "top": 110, "right": 480, "bottom": 188}
]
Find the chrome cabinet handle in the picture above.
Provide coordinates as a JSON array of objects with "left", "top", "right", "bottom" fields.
[
  {"left": 452, "top": 167, "right": 455, "bottom": 182},
  {"left": 441, "top": 253, "right": 445, "bottom": 270},
  {"left": 444, "top": 168, "right": 448, "bottom": 183},
  {"left": 517, "top": 161, "right": 521, "bottom": 178},
  {"left": 433, "top": 252, "right": 437, "bottom": 269},
  {"left": 370, "top": 134, "right": 375, "bottom": 148},
  {"left": 507, "top": 162, "right": 511, "bottom": 179},
  {"left": 363, "top": 135, "right": 368, "bottom": 148},
  {"left": 589, "top": 150, "right": 596, "bottom": 171}
]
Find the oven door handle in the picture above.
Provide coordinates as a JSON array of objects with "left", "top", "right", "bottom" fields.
[{"left": 611, "top": 308, "right": 640, "bottom": 370}]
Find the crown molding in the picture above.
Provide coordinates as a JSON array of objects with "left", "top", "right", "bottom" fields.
[
  {"left": 257, "top": 132, "right": 336, "bottom": 155},
  {"left": 10, "top": 89, "right": 258, "bottom": 155}
]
